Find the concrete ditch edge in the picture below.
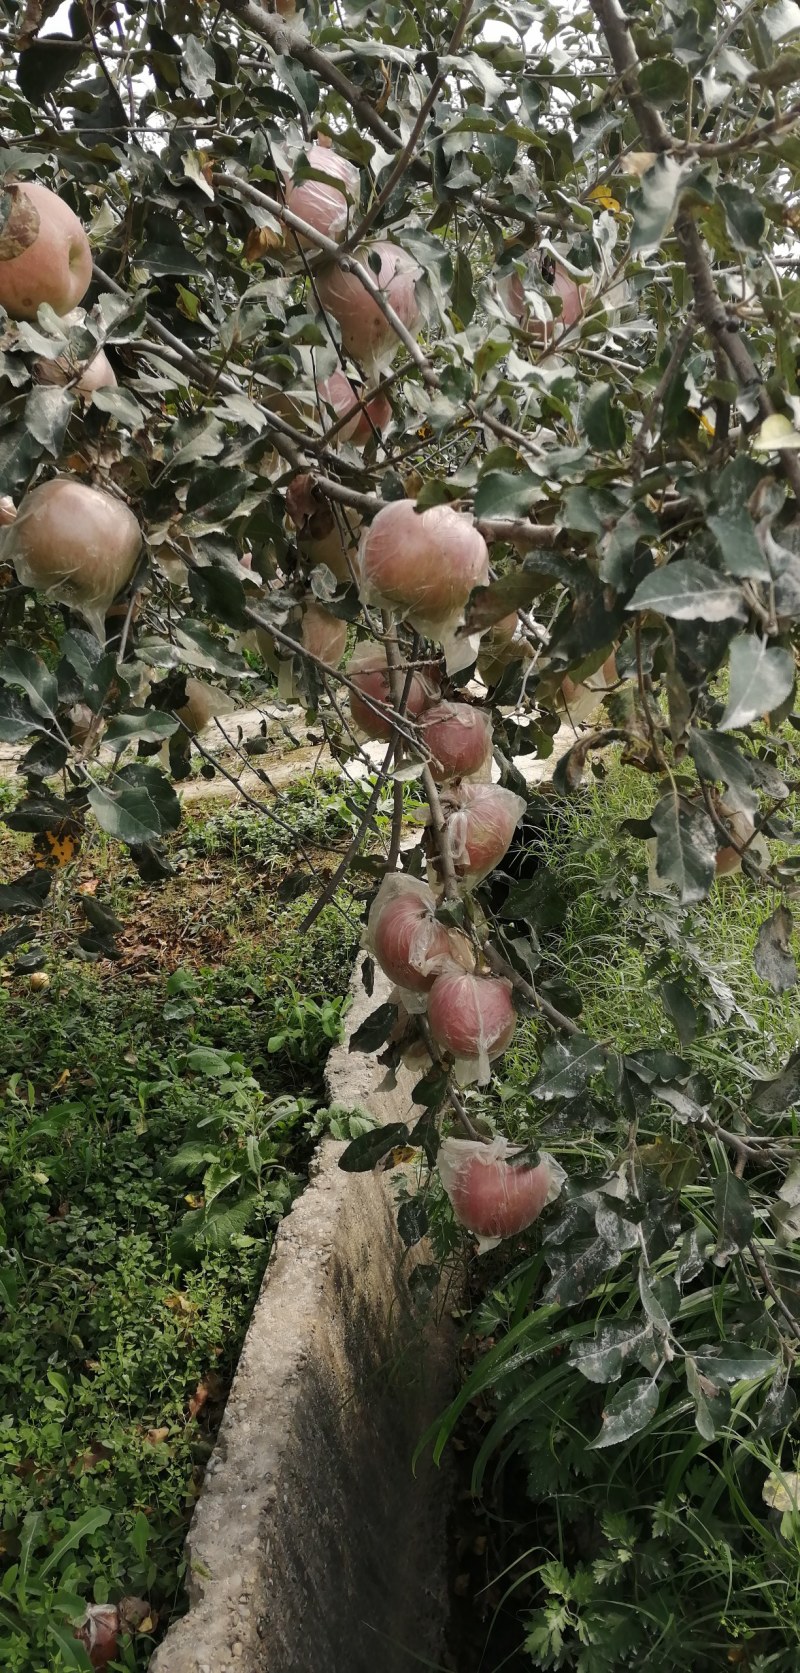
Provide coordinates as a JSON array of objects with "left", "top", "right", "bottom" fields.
[{"left": 150, "top": 954, "right": 458, "bottom": 1673}]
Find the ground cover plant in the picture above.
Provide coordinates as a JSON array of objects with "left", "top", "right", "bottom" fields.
[
  {"left": 425, "top": 758, "right": 800, "bottom": 1671},
  {"left": 2, "top": 0, "right": 800, "bottom": 1666},
  {"left": 0, "top": 783, "right": 357, "bottom": 1670}
]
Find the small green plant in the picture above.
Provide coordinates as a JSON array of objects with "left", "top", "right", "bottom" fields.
[
  {"left": 0, "top": 1508, "right": 113, "bottom": 1672},
  {"left": 266, "top": 988, "right": 347, "bottom": 1065}
]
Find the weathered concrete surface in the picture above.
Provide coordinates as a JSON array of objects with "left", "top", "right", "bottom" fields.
[{"left": 150, "top": 956, "right": 457, "bottom": 1673}]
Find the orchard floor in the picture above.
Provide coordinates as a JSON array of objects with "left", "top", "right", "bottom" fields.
[{"left": 0, "top": 774, "right": 364, "bottom": 1672}]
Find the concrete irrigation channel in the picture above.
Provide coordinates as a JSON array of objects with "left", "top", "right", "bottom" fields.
[{"left": 148, "top": 712, "right": 579, "bottom": 1673}]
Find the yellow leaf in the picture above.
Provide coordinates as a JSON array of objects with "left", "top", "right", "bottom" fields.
[{"left": 589, "top": 183, "right": 621, "bottom": 214}]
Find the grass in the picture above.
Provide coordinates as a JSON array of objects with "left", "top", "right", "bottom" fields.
[
  {"left": 493, "top": 760, "right": 799, "bottom": 1144},
  {"left": 438, "top": 754, "right": 800, "bottom": 1673},
  {"left": 0, "top": 772, "right": 360, "bottom": 1671}
]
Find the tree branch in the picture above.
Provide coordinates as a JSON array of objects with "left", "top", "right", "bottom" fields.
[{"left": 589, "top": 0, "right": 800, "bottom": 503}]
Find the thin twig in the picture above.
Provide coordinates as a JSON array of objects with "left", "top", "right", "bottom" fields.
[{"left": 749, "top": 1238, "right": 800, "bottom": 1345}]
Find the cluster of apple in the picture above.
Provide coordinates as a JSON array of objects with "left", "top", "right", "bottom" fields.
[{"left": 0, "top": 180, "right": 142, "bottom": 639}]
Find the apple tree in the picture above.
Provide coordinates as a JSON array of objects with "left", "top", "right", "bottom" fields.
[{"left": 1, "top": 0, "right": 800, "bottom": 1495}]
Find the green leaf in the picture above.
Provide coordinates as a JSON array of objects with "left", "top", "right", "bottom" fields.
[
  {"left": 754, "top": 905, "right": 797, "bottom": 993},
  {"left": 397, "top": 1198, "right": 429, "bottom": 1246},
  {"left": 80, "top": 896, "right": 123, "bottom": 940},
  {"left": 338, "top": 1123, "right": 410, "bottom": 1172},
  {"left": 569, "top": 1321, "right": 656, "bottom": 1385},
  {"left": 38, "top": 1507, "right": 111, "bottom": 1583},
  {"left": 348, "top": 1002, "right": 398, "bottom": 1053},
  {"left": 688, "top": 729, "right": 759, "bottom": 817},
  {"left": 719, "top": 636, "right": 795, "bottom": 730},
  {"left": 473, "top": 469, "right": 539, "bottom": 522},
  {"left": 451, "top": 249, "right": 475, "bottom": 326},
  {"left": 660, "top": 978, "right": 698, "bottom": 1049},
  {"left": 707, "top": 458, "right": 769, "bottom": 579},
  {"left": 186, "top": 1046, "right": 232, "bottom": 1078},
  {"left": 717, "top": 182, "right": 765, "bottom": 251},
  {"left": 629, "top": 155, "right": 691, "bottom": 256},
  {"left": 16, "top": 36, "right": 84, "bottom": 103},
  {"left": 182, "top": 34, "right": 216, "bottom": 97},
  {"left": 695, "top": 1345, "right": 776, "bottom": 1387},
  {"left": 638, "top": 57, "right": 689, "bottom": 108},
  {"left": 627, "top": 561, "right": 746, "bottom": 623},
  {"left": 650, "top": 789, "right": 717, "bottom": 903},
  {"left": 529, "top": 1035, "right": 605, "bottom": 1101},
  {"left": 24, "top": 385, "right": 75, "bottom": 455},
  {"left": 0, "top": 647, "right": 58, "bottom": 719},
  {"left": 91, "top": 386, "right": 145, "bottom": 429},
  {"left": 712, "top": 1172, "right": 754, "bottom": 1266},
  {"left": 588, "top": 1377, "right": 659, "bottom": 1449},
  {"left": 88, "top": 765, "right": 181, "bottom": 845},
  {"left": 582, "top": 382, "right": 626, "bottom": 452},
  {"left": 104, "top": 709, "right": 179, "bottom": 746}
]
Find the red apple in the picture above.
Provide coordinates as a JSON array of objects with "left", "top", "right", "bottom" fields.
[
  {"left": 437, "top": 1136, "right": 565, "bottom": 1251},
  {"left": 284, "top": 142, "right": 360, "bottom": 247},
  {"left": 315, "top": 241, "right": 422, "bottom": 372},
  {"left": 36, "top": 344, "right": 117, "bottom": 394},
  {"left": 286, "top": 473, "right": 361, "bottom": 583},
  {"left": 317, "top": 370, "right": 392, "bottom": 445},
  {"left": 0, "top": 181, "right": 92, "bottom": 320},
  {"left": 74, "top": 1603, "right": 120, "bottom": 1669},
  {"left": 427, "top": 970, "right": 516, "bottom": 1082},
  {"left": 358, "top": 500, "right": 489, "bottom": 639},
  {"left": 3, "top": 477, "right": 141, "bottom": 640},
  {"left": 348, "top": 644, "right": 437, "bottom": 741},
  {"left": 366, "top": 874, "right": 464, "bottom": 993},
  {"left": 498, "top": 252, "right": 585, "bottom": 343},
  {"left": 301, "top": 599, "right": 348, "bottom": 667},
  {"left": 421, "top": 702, "right": 492, "bottom": 782},
  {"left": 444, "top": 782, "right": 527, "bottom": 885},
  {"left": 477, "top": 611, "right": 535, "bottom": 686}
]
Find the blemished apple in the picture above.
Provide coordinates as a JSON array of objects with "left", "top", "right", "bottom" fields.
[
  {"left": 315, "top": 241, "right": 422, "bottom": 372},
  {"left": 2, "top": 477, "right": 141, "bottom": 640},
  {"left": 0, "top": 181, "right": 92, "bottom": 321}
]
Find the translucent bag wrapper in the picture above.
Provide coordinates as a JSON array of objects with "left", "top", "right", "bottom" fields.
[
  {"left": 426, "top": 970, "right": 515, "bottom": 1085},
  {"left": 441, "top": 782, "right": 527, "bottom": 887},
  {"left": 2, "top": 478, "right": 141, "bottom": 641},
  {"left": 365, "top": 873, "right": 472, "bottom": 1013},
  {"left": 437, "top": 1136, "right": 566, "bottom": 1253},
  {"left": 357, "top": 500, "right": 489, "bottom": 674}
]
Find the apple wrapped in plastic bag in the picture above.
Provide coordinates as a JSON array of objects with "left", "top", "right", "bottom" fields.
[
  {"left": 438, "top": 782, "right": 527, "bottom": 887},
  {"left": 437, "top": 1136, "right": 566, "bottom": 1253},
  {"left": 426, "top": 970, "right": 516, "bottom": 1084},
  {"left": 365, "top": 874, "right": 473, "bottom": 1011},
  {"left": 1, "top": 478, "right": 142, "bottom": 642}
]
